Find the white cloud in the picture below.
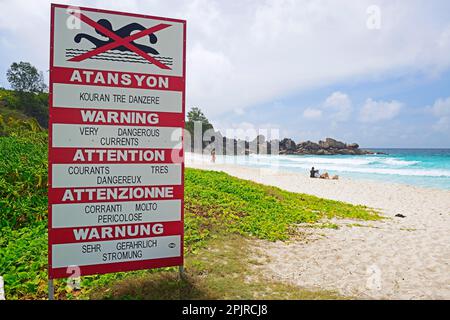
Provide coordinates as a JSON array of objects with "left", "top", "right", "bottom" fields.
[
  {"left": 1, "top": 0, "right": 450, "bottom": 115},
  {"left": 431, "top": 97, "right": 450, "bottom": 116},
  {"left": 303, "top": 107, "right": 322, "bottom": 119},
  {"left": 302, "top": 91, "right": 352, "bottom": 123},
  {"left": 233, "top": 107, "right": 245, "bottom": 115},
  {"left": 359, "top": 98, "right": 402, "bottom": 123},
  {"left": 324, "top": 91, "right": 352, "bottom": 122},
  {"left": 432, "top": 116, "right": 450, "bottom": 132},
  {"left": 430, "top": 97, "right": 450, "bottom": 132}
]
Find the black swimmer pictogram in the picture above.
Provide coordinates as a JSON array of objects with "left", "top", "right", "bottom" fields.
[
  {"left": 74, "top": 19, "right": 160, "bottom": 55},
  {"left": 67, "top": 11, "right": 172, "bottom": 69}
]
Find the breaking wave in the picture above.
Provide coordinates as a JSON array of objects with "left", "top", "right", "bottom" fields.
[
  {"left": 253, "top": 155, "right": 421, "bottom": 167},
  {"left": 275, "top": 163, "right": 450, "bottom": 177},
  {"left": 186, "top": 150, "right": 450, "bottom": 188}
]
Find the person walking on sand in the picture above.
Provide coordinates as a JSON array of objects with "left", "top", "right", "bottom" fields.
[{"left": 211, "top": 148, "right": 216, "bottom": 163}]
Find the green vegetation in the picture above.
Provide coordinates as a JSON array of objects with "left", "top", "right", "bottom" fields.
[
  {"left": 1, "top": 62, "right": 48, "bottom": 128},
  {"left": 6, "top": 61, "right": 47, "bottom": 93},
  {"left": 184, "top": 168, "right": 379, "bottom": 245},
  {"left": 185, "top": 107, "right": 214, "bottom": 151},
  {"left": 90, "top": 235, "right": 343, "bottom": 300},
  {"left": 0, "top": 88, "right": 49, "bottom": 128},
  {"left": 0, "top": 121, "right": 380, "bottom": 300},
  {"left": 0, "top": 134, "right": 47, "bottom": 229}
]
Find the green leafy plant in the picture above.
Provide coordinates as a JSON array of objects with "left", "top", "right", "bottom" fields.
[{"left": 0, "top": 125, "right": 379, "bottom": 299}]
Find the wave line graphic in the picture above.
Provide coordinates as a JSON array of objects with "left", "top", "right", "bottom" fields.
[{"left": 65, "top": 48, "right": 173, "bottom": 65}]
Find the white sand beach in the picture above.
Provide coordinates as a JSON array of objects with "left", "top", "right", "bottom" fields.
[{"left": 186, "top": 156, "right": 450, "bottom": 300}]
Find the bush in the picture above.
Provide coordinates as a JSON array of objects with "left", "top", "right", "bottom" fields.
[
  {"left": 0, "top": 134, "right": 48, "bottom": 228},
  {"left": 0, "top": 222, "right": 48, "bottom": 299},
  {"left": 0, "top": 89, "right": 48, "bottom": 128},
  {"left": 184, "top": 169, "right": 379, "bottom": 244},
  {"left": 0, "top": 130, "right": 379, "bottom": 299}
]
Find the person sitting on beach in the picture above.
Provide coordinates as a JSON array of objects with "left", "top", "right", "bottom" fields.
[
  {"left": 319, "top": 172, "right": 339, "bottom": 180},
  {"left": 310, "top": 167, "right": 319, "bottom": 178},
  {"left": 319, "top": 172, "right": 330, "bottom": 179}
]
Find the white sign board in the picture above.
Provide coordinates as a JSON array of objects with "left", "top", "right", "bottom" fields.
[{"left": 48, "top": 4, "right": 185, "bottom": 279}]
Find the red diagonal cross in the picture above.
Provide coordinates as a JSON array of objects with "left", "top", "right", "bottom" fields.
[{"left": 67, "top": 11, "right": 172, "bottom": 70}]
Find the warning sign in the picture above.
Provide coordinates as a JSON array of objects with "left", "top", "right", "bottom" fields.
[{"left": 48, "top": 4, "right": 185, "bottom": 279}]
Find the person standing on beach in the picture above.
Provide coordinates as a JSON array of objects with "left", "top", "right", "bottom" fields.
[{"left": 211, "top": 148, "right": 216, "bottom": 163}]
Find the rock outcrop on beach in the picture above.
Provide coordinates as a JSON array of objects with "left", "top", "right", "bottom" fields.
[
  {"left": 199, "top": 134, "right": 378, "bottom": 156},
  {"left": 185, "top": 108, "right": 378, "bottom": 156},
  {"left": 280, "top": 137, "right": 375, "bottom": 155},
  {"left": 226, "top": 136, "right": 375, "bottom": 155}
]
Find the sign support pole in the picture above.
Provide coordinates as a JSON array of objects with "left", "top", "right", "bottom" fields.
[
  {"left": 48, "top": 279, "right": 54, "bottom": 300},
  {"left": 179, "top": 265, "right": 186, "bottom": 281}
]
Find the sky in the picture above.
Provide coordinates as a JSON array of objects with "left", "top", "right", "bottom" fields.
[{"left": 1, "top": 0, "right": 450, "bottom": 147}]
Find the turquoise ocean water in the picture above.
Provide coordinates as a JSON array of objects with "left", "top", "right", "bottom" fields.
[{"left": 194, "top": 149, "right": 450, "bottom": 190}]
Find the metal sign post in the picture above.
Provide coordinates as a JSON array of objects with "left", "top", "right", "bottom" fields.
[
  {"left": 179, "top": 265, "right": 186, "bottom": 280},
  {"left": 48, "top": 279, "right": 54, "bottom": 300}
]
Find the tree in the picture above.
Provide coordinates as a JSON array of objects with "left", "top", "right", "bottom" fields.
[
  {"left": 185, "top": 107, "right": 214, "bottom": 151},
  {"left": 6, "top": 62, "right": 47, "bottom": 93},
  {"left": 187, "top": 107, "right": 211, "bottom": 124},
  {"left": 186, "top": 107, "right": 213, "bottom": 134}
]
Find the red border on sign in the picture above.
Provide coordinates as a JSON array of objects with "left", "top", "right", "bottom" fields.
[
  {"left": 50, "top": 221, "right": 183, "bottom": 244},
  {"left": 48, "top": 2, "right": 55, "bottom": 282},
  {"left": 51, "top": 256, "right": 183, "bottom": 279},
  {"left": 49, "top": 147, "right": 183, "bottom": 164},
  {"left": 51, "top": 3, "right": 186, "bottom": 24},
  {"left": 48, "top": 184, "right": 184, "bottom": 205},
  {"left": 48, "top": 3, "right": 186, "bottom": 279},
  {"left": 50, "top": 108, "right": 184, "bottom": 127},
  {"left": 52, "top": 67, "right": 184, "bottom": 91}
]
